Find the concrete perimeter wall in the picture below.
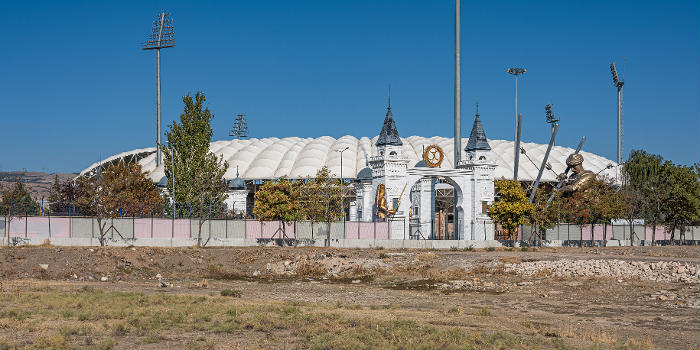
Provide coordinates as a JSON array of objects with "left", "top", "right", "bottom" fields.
[{"left": 2, "top": 216, "right": 698, "bottom": 248}]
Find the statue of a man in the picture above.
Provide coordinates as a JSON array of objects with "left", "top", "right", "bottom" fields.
[{"left": 559, "top": 153, "right": 595, "bottom": 193}]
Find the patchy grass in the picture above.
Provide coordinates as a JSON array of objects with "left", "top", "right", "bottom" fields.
[
  {"left": 0, "top": 287, "right": 652, "bottom": 350},
  {"left": 220, "top": 289, "right": 242, "bottom": 297},
  {"left": 477, "top": 307, "right": 492, "bottom": 316}
]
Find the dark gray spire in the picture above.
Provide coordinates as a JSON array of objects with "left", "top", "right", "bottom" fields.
[
  {"left": 376, "top": 97, "right": 402, "bottom": 147},
  {"left": 228, "top": 165, "right": 247, "bottom": 190},
  {"left": 464, "top": 110, "right": 491, "bottom": 151}
]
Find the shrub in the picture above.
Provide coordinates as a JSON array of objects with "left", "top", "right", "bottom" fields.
[
  {"left": 477, "top": 307, "right": 491, "bottom": 316},
  {"left": 97, "top": 337, "right": 116, "bottom": 350},
  {"left": 220, "top": 289, "right": 242, "bottom": 298}
]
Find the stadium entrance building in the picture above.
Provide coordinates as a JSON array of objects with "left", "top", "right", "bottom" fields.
[{"left": 353, "top": 103, "right": 496, "bottom": 240}]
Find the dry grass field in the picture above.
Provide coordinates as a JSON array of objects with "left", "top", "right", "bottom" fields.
[{"left": 0, "top": 245, "right": 697, "bottom": 349}]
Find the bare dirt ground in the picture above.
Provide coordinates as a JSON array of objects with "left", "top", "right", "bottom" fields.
[{"left": 0, "top": 245, "right": 698, "bottom": 349}]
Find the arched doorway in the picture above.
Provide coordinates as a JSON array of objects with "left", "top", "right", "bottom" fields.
[{"left": 408, "top": 175, "right": 463, "bottom": 240}]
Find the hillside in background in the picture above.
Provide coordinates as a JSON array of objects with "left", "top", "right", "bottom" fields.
[{"left": 0, "top": 171, "right": 77, "bottom": 203}]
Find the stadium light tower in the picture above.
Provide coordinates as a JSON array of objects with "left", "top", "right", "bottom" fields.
[
  {"left": 507, "top": 67, "right": 526, "bottom": 179},
  {"left": 454, "top": 0, "right": 461, "bottom": 166},
  {"left": 143, "top": 11, "right": 175, "bottom": 167},
  {"left": 610, "top": 62, "right": 625, "bottom": 164}
]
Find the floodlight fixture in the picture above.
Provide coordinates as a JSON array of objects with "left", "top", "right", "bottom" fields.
[
  {"left": 506, "top": 67, "right": 526, "bottom": 76},
  {"left": 230, "top": 114, "right": 249, "bottom": 139},
  {"left": 610, "top": 63, "right": 624, "bottom": 88},
  {"left": 545, "top": 104, "right": 559, "bottom": 125}
]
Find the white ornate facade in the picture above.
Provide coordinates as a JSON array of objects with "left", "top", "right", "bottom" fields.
[{"left": 353, "top": 105, "right": 497, "bottom": 240}]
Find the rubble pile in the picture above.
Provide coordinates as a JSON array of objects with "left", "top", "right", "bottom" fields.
[
  {"left": 503, "top": 259, "right": 699, "bottom": 283},
  {"left": 264, "top": 253, "right": 389, "bottom": 279}
]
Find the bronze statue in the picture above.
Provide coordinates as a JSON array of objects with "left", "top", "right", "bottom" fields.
[
  {"left": 375, "top": 184, "right": 395, "bottom": 218},
  {"left": 559, "top": 153, "right": 595, "bottom": 193}
]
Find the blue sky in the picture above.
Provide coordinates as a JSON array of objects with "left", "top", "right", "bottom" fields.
[{"left": 0, "top": 0, "right": 698, "bottom": 173}]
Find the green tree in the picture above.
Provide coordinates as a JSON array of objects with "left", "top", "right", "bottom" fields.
[
  {"left": 488, "top": 178, "right": 533, "bottom": 242},
  {"left": 618, "top": 187, "right": 645, "bottom": 243},
  {"left": 1, "top": 182, "right": 40, "bottom": 216},
  {"left": 662, "top": 163, "right": 700, "bottom": 244},
  {"left": 253, "top": 178, "right": 304, "bottom": 239},
  {"left": 529, "top": 187, "right": 566, "bottom": 245},
  {"left": 1, "top": 182, "right": 40, "bottom": 245},
  {"left": 299, "top": 166, "right": 342, "bottom": 245},
  {"left": 162, "top": 92, "right": 229, "bottom": 246},
  {"left": 74, "top": 162, "right": 164, "bottom": 246},
  {"left": 564, "top": 178, "right": 625, "bottom": 243},
  {"left": 47, "top": 175, "right": 63, "bottom": 214},
  {"left": 622, "top": 150, "right": 668, "bottom": 244}
]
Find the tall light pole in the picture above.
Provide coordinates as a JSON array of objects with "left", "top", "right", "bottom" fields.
[
  {"left": 610, "top": 62, "right": 625, "bottom": 165},
  {"left": 454, "top": 0, "right": 461, "bottom": 166},
  {"left": 507, "top": 67, "right": 526, "bottom": 179},
  {"left": 453, "top": 0, "right": 461, "bottom": 239},
  {"left": 143, "top": 11, "right": 175, "bottom": 167},
  {"left": 336, "top": 146, "right": 349, "bottom": 239}
]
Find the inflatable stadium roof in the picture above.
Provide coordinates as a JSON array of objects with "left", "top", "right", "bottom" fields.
[{"left": 80, "top": 136, "right": 619, "bottom": 183}]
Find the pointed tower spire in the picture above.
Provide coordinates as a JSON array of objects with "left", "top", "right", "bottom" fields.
[
  {"left": 388, "top": 84, "right": 391, "bottom": 111},
  {"left": 465, "top": 106, "right": 491, "bottom": 151},
  {"left": 376, "top": 89, "right": 402, "bottom": 147}
]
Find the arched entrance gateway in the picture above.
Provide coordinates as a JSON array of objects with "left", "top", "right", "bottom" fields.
[{"left": 353, "top": 102, "right": 497, "bottom": 241}]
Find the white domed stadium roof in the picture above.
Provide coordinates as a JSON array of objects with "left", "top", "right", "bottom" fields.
[{"left": 80, "top": 136, "right": 619, "bottom": 183}]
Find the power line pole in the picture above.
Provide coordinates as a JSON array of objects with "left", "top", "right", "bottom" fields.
[{"left": 143, "top": 11, "right": 175, "bottom": 167}]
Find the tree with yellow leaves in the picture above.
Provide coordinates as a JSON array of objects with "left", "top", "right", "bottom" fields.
[{"left": 488, "top": 178, "right": 533, "bottom": 242}]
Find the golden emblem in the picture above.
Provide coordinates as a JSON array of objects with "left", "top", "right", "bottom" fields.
[{"left": 423, "top": 145, "right": 444, "bottom": 168}]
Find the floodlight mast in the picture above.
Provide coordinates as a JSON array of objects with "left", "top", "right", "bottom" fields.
[
  {"left": 529, "top": 104, "right": 559, "bottom": 203},
  {"left": 454, "top": 0, "right": 461, "bottom": 166},
  {"left": 610, "top": 62, "right": 624, "bottom": 165},
  {"left": 143, "top": 11, "right": 175, "bottom": 167},
  {"left": 507, "top": 67, "right": 526, "bottom": 179}
]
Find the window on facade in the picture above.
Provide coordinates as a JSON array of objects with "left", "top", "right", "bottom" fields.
[
  {"left": 389, "top": 151, "right": 397, "bottom": 156},
  {"left": 481, "top": 201, "right": 488, "bottom": 215}
]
